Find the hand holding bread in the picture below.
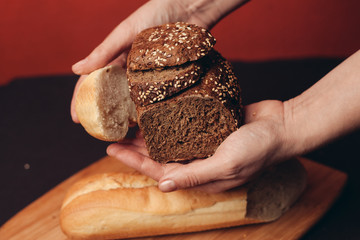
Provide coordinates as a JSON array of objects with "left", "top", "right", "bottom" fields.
[
  {"left": 74, "top": 21, "right": 293, "bottom": 193},
  {"left": 68, "top": 1, "right": 309, "bottom": 237},
  {"left": 107, "top": 99, "right": 290, "bottom": 193},
  {"left": 65, "top": 0, "right": 360, "bottom": 238}
]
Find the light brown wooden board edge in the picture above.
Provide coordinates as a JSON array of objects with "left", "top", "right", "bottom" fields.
[{"left": 0, "top": 156, "right": 347, "bottom": 240}]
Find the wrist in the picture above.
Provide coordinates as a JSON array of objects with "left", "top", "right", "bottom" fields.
[
  {"left": 282, "top": 50, "right": 360, "bottom": 157},
  {"left": 242, "top": 100, "right": 298, "bottom": 167},
  {"left": 282, "top": 98, "right": 307, "bottom": 157},
  {"left": 282, "top": 96, "right": 330, "bottom": 158}
]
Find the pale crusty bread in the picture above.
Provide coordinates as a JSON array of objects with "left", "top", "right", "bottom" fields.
[
  {"left": 75, "top": 65, "right": 137, "bottom": 141},
  {"left": 60, "top": 159, "right": 307, "bottom": 239}
]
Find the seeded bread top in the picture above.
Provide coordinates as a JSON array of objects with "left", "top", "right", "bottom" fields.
[
  {"left": 127, "top": 22, "right": 216, "bottom": 70},
  {"left": 136, "top": 51, "right": 243, "bottom": 128},
  {"left": 127, "top": 60, "right": 204, "bottom": 106},
  {"left": 185, "top": 51, "right": 243, "bottom": 127}
]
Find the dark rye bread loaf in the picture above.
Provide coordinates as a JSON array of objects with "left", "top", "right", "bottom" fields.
[
  {"left": 127, "top": 60, "right": 203, "bottom": 106},
  {"left": 137, "top": 51, "right": 242, "bottom": 163},
  {"left": 127, "top": 22, "right": 216, "bottom": 70}
]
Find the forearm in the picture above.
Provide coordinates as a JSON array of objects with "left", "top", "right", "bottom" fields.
[
  {"left": 284, "top": 50, "right": 360, "bottom": 156},
  {"left": 176, "top": 0, "right": 249, "bottom": 29}
]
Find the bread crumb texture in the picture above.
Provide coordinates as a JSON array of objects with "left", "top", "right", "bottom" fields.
[
  {"left": 127, "top": 22, "right": 242, "bottom": 162},
  {"left": 75, "top": 65, "right": 136, "bottom": 141}
]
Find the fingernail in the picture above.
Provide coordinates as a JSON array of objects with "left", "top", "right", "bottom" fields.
[
  {"left": 159, "top": 180, "right": 176, "bottom": 192},
  {"left": 107, "top": 144, "right": 117, "bottom": 156},
  {"left": 72, "top": 58, "right": 87, "bottom": 74}
]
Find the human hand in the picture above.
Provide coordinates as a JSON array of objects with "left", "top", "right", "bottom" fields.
[
  {"left": 107, "top": 100, "right": 292, "bottom": 193},
  {"left": 70, "top": 0, "right": 248, "bottom": 122}
]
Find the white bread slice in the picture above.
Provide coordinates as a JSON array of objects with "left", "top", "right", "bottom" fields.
[
  {"left": 60, "top": 159, "right": 307, "bottom": 239},
  {"left": 75, "top": 65, "right": 137, "bottom": 141}
]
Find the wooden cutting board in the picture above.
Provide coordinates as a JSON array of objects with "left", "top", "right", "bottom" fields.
[{"left": 0, "top": 156, "right": 347, "bottom": 240}]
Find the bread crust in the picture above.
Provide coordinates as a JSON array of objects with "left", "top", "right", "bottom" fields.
[
  {"left": 127, "top": 60, "right": 204, "bottom": 106},
  {"left": 60, "top": 159, "right": 307, "bottom": 239},
  {"left": 127, "top": 22, "right": 216, "bottom": 70},
  {"left": 187, "top": 50, "right": 243, "bottom": 127},
  {"left": 60, "top": 172, "right": 249, "bottom": 239},
  {"left": 136, "top": 51, "right": 243, "bottom": 163},
  {"left": 75, "top": 65, "right": 137, "bottom": 141},
  {"left": 75, "top": 68, "right": 104, "bottom": 140}
]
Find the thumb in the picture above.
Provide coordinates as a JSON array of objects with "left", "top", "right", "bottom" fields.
[{"left": 72, "top": 23, "right": 135, "bottom": 75}]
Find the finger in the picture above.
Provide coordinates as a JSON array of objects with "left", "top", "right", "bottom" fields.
[
  {"left": 70, "top": 75, "right": 88, "bottom": 123},
  {"left": 72, "top": 21, "right": 136, "bottom": 75},
  {"left": 158, "top": 126, "right": 267, "bottom": 192},
  {"left": 108, "top": 49, "right": 130, "bottom": 68},
  {"left": 71, "top": 0, "right": 163, "bottom": 75},
  {"left": 191, "top": 168, "right": 264, "bottom": 193},
  {"left": 107, "top": 143, "right": 164, "bottom": 181},
  {"left": 191, "top": 178, "right": 247, "bottom": 193},
  {"left": 72, "top": 0, "right": 193, "bottom": 75},
  {"left": 158, "top": 156, "right": 228, "bottom": 192},
  {"left": 108, "top": 142, "right": 149, "bottom": 156}
]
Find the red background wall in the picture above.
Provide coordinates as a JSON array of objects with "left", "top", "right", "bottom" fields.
[{"left": 1, "top": 0, "right": 359, "bottom": 85}]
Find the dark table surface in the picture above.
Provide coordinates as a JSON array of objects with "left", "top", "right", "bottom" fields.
[{"left": 1, "top": 59, "right": 360, "bottom": 239}]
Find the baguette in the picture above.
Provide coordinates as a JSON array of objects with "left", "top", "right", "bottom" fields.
[
  {"left": 60, "top": 159, "right": 307, "bottom": 239},
  {"left": 75, "top": 65, "right": 137, "bottom": 141}
]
